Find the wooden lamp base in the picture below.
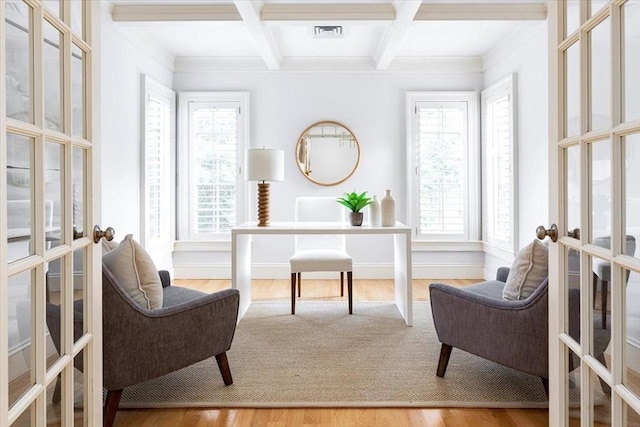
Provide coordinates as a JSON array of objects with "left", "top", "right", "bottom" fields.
[{"left": 257, "top": 181, "right": 270, "bottom": 227}]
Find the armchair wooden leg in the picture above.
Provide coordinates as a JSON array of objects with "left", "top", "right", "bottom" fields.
[
  {"left": 297, "top": 272, "right": 301, "bottom": 297},
  {"left": 103, "top": 389, "right": 123, "bottom": 427},
  {"left": 340, "top": 272, "right": 344, "bottom": 297},
  {"left": 291, "top": 273, "right": 296, "bottom": 315},
  {"left": 347, "top": 271, "right": 353, "bottom": 314},
  {"left": 216, "top": 352, "right": 233, "bottom": 386},
  {"left": 436, "top": 343, "right": 453, "bottom": 377}
]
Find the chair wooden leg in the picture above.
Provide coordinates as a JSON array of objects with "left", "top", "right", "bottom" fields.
[
  {"left": 340, "top": 271, "right": 344, "bottom": 297},
  {"left": 540, "top": 377, "right": 549, "bottom": 397},
  {"left": 297, "top": 272, "right": 301, "bottom": 297},
  {"left": 103, "top": 389, "right": 123, "bottom": 427},
  {"left": 215, "top": 352, "right": 233, "bottom": 386},
  {"left": 593, "top": 272, "right": 598, "bottom": 306},
  {"left": 436, "top": 343, "right": 453, "bottom": 377},
  {"left": 51, "top": 374, "right": 62, "bottom": 403},
  {"left": 347, "top": 271, "right": 353, "bottom": 314},
  {"left": 291, "top": 273, "right": 296, "bottom": 315},
  {"left": 601, "top": 280, "right": 608, "bottom": 329}
]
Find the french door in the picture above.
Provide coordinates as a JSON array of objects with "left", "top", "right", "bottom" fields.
[
  {"left": 1, "top": 1, "right": 102, "bottom": 426},
  {"left": 548, "top": 0, "right": 640, "bottom": 425}
]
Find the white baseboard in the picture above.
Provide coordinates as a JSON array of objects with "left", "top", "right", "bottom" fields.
[{"left": 174, "top": 263, "right": 484, "bottom": 280}]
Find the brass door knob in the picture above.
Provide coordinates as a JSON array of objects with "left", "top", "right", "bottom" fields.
[
  {"left": 536, "top": 224, "right": 558, "bottom": 242},
  {"left": 568, "top": 228, "right": 580, "bottom": 239},
  {"left": 93, "top": 225, "right": 115, "bottom": 244}
]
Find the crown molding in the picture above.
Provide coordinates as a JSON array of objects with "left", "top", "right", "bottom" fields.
[
  {"left": 104, "top": 2, "right": 175, "bottom": 72},
  {"left": 482, "top": 21, "right": 546, "bottom": 72},
  {"left": 174, "top": 55, "right": 483, "bottom": 73}
]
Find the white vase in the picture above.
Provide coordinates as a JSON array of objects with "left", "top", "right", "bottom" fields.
[
  {"left": 369, "top": 195, "right": 381, "bottom": 226},
  {"left": 381, "top": 189, "right": 395, "bottom": 227}
]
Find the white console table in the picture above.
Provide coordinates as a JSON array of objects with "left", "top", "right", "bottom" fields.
[{"left": 231, "top": 221, "right": 413, "bottom": 326}]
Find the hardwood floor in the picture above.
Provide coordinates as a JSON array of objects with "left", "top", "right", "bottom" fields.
[{"left": 114, "top": 278, "right": 552, "bottom": 427}]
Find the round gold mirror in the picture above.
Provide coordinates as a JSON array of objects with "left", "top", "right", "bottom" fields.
[{"left": 295, "top": 121, "right": 360, "bottom": 186}]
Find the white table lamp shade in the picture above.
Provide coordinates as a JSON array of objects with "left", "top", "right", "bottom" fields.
[{"left": 246, "top": 148, "right": 284, "bottom": 182}]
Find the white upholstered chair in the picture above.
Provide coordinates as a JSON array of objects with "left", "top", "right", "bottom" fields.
[{"left": 289, "top": 196, "right": 353, "bottom": 314}]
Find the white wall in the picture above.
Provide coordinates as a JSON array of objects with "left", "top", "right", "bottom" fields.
[
  {"left": 482, "top": 22, "right": 549, "bottom": 278},
  {"left": 100, "top": 2, "right": 173, "bottom": 262},
  {"left": 172, "top": 70, "right": 485, "bottom": 279}
]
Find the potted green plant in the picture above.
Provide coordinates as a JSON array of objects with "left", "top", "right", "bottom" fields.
[{"left": 337, "top": 191, "right": 373, "bottom": 226}]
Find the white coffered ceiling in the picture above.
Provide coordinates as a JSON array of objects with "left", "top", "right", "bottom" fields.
[{"left": 109, "top": 0, "right": 547, "bottom": 71}]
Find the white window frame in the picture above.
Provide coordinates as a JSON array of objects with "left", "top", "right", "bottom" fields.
[
  {"left": 481, "top": 74, "right": 518, "bottom": 255},
  {"left": 141, "top": 75, "right": 175, "bottom": 250},
  {"left": 177, "top": 92, "right": 249, "bottom": 241},
  {"left": 406, "top": 91, "right": 480, "bottom": 242}
]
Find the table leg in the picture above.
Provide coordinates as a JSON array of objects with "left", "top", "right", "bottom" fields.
[
  {"left": 394, "top": 232, "right": 413, "bottom": 326},
  {"left": 232, "top": 233, "right": 252, "bottom": 322}
]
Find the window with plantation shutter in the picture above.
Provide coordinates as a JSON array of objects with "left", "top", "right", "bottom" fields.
[
  {"left": 178, "top": 93, "right": 249, "bottom": 240},
  {"left": 142, "top": 76, "right": 175, "bottom": 248},
  {"left": 407, "top": 92, "right": 480, "bottom": 242},
  {"left": 482, "top": 75, "right": 517, "bottom": 252}
]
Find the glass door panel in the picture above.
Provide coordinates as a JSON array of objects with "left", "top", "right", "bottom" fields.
[
  {"left": 590, "top": 254, "right": 612, "bottom": 369},
  {"left": 45, "top": 255, "right": 64, "bottom": 371},
  {"left": 71, "top": 44, "right": 84, "bottom": 139},
  {"left": 589, "top": 18, "right": 611, "bottom": 132},
  {"left": 566, "top": 247, "right": 581, "bottom": 344},
  {"left": 45, "top": 141, "right": 64, "bottom": 246},
  {"left": 626, "top": 266, "right": 640, "bottom": 399},
  {"left": 70, "top": 0, "right": 83, "bottom": 38},
  {"left": 566, "top": 145, "right": 581, "bottom": 234},
  {"left": 565, "top": 43, "right": 580, "bottom": 138},
  {"left": 72, "top": 147, "right": 85, "bottom": 238},
  {"left": 42, "top": 0, "right": 60, "bottom": 18},
  {"left": 590, "top": 140, "right": 611, "bottom": 242},
  {"left": 566, "top": 0, "right": 580, "bottom": 37},
  {"left": 7, "top": 270, "right": 35, "bottom": 409},
  {"left": 44, "top": 19, "right": 63, "bottom": 132},
  {"left": 622, "top": 2, "right": 639, "bottom": 122},
  {"left": 4, "top": 0, "right": 32, "bottom": 123},
  {"left": 589, "top": 0, "right": 609, "bottom": 18},
  {"left": 72, "top": 247, "right": 86, "bottom": 341},
  {"left": 6, "top": 133, "right": 34, "bottom": 262},
  {"left": 625, "top": 134, "right": 640, "bottom": 259},
  {"left": 568, "top": 347, "right": 583, "bottom": 425}
]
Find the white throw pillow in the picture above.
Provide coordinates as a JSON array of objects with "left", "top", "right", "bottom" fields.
[
  {"left": 102, "top": 234, "right": 163, "bottom": 309},
  {"left": 503, "top": 239, "right": 549, "bottom": 300}
]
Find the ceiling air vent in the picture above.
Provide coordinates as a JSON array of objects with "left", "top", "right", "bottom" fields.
[{"left": 313, "top": 25, "right": 343, "bottom": 38}]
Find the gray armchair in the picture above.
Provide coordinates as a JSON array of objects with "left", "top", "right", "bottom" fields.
[
  {"left": 46, "top": 264, "right": 240, "bottom": 427},
  {"left": 429, "top": 267, "right": 611, "bottom": 395}
]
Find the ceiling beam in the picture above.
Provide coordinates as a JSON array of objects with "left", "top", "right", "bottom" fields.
[
  {"left": 234, "top": 1, "right": 281, "bottom": 70},
  {"left": 111, "top": 4, "right": 241, "bottom": 22},
  {"left": 374, "top": 0, "right": 421, "bottom": 70},
  {"left": 414, "top": 3, "right": 547, "bottom": 20},
  {"left": 260, "top": 3, "right": 396, "bottom": 21}
]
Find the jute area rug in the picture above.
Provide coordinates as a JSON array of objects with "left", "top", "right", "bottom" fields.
[{"left": 118, "top": 301, "right": 553, "bottom": 409}]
